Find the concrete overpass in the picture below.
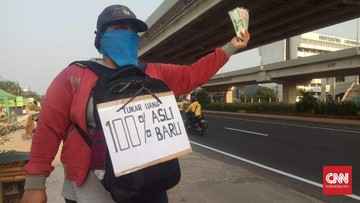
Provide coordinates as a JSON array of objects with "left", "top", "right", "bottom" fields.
[
  {"left": 202, "top": 47, "right": 360, "bottom": 103},
  {"left": 139, "top": 0, "right": 360, "bottom": 64}
]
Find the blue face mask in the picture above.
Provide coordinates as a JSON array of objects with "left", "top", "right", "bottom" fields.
[{"left": 99, "top": 29, "right": 140, "bottom": 68}]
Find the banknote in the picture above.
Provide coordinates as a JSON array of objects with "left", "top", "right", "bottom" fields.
[{"left": 228, "top": 7, "right": 249, "bottom": 37}]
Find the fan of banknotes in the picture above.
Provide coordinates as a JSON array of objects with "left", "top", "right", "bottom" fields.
[{"left": 228, "top": 7, "right": 249, "bottom": 37}]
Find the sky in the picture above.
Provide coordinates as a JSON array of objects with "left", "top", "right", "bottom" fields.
[{"left": 0, "top": 0, "right": 359, "bottom": 95}]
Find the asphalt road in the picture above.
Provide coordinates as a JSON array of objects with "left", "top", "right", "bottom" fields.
[{"left": 187, "top": 111, "right": 360, "bottom": 202}]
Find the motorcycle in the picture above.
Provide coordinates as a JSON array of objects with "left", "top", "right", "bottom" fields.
[{"left": 184, "top": 112, "right": 209, "bottom": 136}]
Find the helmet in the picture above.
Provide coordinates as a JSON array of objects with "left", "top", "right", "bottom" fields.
[{"left": 94, "top": 5, "right": 148, "bottom": 50}]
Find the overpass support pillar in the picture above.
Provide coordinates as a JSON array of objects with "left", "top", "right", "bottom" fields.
[
  {"left": 225, "top": 86, "right": 234, "bottom": 103},
  {"left": 283, "top": 83, "right": 297, "bottom": 103}
]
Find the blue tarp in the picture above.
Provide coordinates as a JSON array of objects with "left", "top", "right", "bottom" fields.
[{"left": 0, "top": 151, "right": 29, "bottom": 165}]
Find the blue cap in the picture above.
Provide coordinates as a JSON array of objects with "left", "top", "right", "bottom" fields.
[{"left": 94, "top": 5, "right": 148, "bottom": 49}]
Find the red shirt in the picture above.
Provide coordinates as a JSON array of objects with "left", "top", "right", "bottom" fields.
[{"left": 24, "top": 48, "right": 229, "bottom": 186}]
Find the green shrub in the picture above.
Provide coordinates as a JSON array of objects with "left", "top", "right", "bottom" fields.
[
  {"left": 205, "top": 100, "right": 359, "bottom": 118},
  {"left": 206, "top": 102, "right": 295, "bottom": 114},
  {"left": 314, "top": 100, "right": 360, "bottom": 116},
  {"left": 295, "top": 90, "right": 318, "bottom": 113},
  {"left": 195, "top": 91, "right": 211, "bottom": 107}
]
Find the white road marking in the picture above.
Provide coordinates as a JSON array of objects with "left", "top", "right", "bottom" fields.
[
  {"left": 190, "top": 141, "right": 360, "bottom": 201},
  {"left": 225, "top": 127, "right": 269, "bottom": 137}
]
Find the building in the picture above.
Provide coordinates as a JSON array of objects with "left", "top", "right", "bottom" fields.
[
  {"left": 292, "top": 32, "right": 359, "bottom": 101},
  {"left": 237, "top": 32, "right": 360, "bottom": 102}
]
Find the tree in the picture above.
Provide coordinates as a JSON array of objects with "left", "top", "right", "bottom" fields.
[
  {"left": 0, "top": 80, "right": 22, "bottom": 96},
  {"left": 22, "top": 90, "right": 42, "bottom": 102},
  {"left": 0, "top": 80, "right": 42, "bottom": 102},
  {"left": 254, "top": 86, "right": 277, "bottom": 102},
  {"left": 194, "top": 91, "right": 211, "bottom": 106}
]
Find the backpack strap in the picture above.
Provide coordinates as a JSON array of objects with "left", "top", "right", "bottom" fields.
[
  {"left": 75, "top": 124, "right": 92, "bottom": 147},
  {"left": 69, "top": 60, "right": 148, "bottom": 147},
  {"left": 71, "top": 60, "right": 110, "bottom": 77},
  {"left": 138, "top": 63, "right": 147, "bottom": 72},
  {"left": 70, "top": 60, "right": 147, "bottom": 76}
]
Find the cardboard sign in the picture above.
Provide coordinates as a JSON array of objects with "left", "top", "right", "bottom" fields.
[{"left": 97, "top": 91, "right": 192, "bottom": 176}]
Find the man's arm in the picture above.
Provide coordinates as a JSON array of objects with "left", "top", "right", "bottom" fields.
[
  {"left": 21, "top": 190, "right": 47, "bottom": 203},
  {"left": 185, "top": 103, "right": 193, "bottom": 113},
  {"left": 22, "top": 67, "right": 76, "bottom": 202},
  {"left": 145, "top": 30, "right": 250, "bottom": 96}
]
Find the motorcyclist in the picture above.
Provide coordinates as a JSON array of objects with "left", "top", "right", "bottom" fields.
[{"left": 185, "top": 97, "right": 202, "bottom": 130}]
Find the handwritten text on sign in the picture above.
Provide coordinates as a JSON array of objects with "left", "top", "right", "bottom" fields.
[{"left": 97, "top": 91, "right": 191, "bottom": 176}]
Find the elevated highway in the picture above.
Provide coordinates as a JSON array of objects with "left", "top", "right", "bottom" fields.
[
  {"left": 202, "top": 47, "right": 360, "bottom": 102},
  {"left": 139, "top": 0, "right": 360, "bottom": 64},
  {"left": 138, "top": 0, "right": 360, "bottom": 103}
]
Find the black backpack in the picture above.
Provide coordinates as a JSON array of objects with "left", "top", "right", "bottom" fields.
[{"left": 72, "top": 61, "right": 181, "bottom": 203}]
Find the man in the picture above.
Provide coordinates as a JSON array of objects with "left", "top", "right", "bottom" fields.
[
  {"left": 22, "top": 4, "right": 250, "bottom": 203},
  {"left": 24, "top": 114, "right": 36, "bottom": 137},
  {"left": 185, "top": 97, "right": 202, "bottom": 130}
]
